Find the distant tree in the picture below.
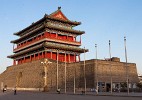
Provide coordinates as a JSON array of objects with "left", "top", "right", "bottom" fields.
[
  {"left": 121, "top": 82, "right": 127, "bottom": 88},
  {"left": 136, "top": 83, "right": 142, "bottom": 89},
  {"left": 120, "top": 82, "right": 127, "bottom": 92}
]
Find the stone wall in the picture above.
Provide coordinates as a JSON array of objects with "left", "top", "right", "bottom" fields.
[
  {"left": 0, "top": 59, "right": 44, "bottom": 89},
  {"left": 0, "top": 58, "right": 139, "bottom": 92}
]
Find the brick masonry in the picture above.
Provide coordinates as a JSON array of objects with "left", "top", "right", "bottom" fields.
[{"left": 0, "top": 58, "right": 139, "bottom": 91}]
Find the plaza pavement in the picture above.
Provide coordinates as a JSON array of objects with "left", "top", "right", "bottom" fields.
[{"left": 0, "top": 90, "right": 142, "bottom": 100}]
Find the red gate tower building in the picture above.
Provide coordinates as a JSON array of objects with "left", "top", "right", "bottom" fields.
[{"left": 8, "top": 7, "right": 88, "bottom": 65}]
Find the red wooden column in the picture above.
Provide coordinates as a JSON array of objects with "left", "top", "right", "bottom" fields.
[
  {"left": 73, "top": 36, "right": 76, "bottom": 42},
  {"left": 67, "top": 35, "right": 69, "bottom": 41},
  {"left": 24, "top": 57, "right": 26, "bottom": 63},
  {"left": 45, "top": 51, "right": 48, "bottom": 58},
  {"left": 44, "top": 32, "right": 46, "bottom": 38},
  {"left": 30, "top": 55, "right": 32, "bottom": 61},
  {"left": 21, "top": 59, "right": 22, "bottom": 64},
  {"left": 68, "top": 54, "right": 70, "bottom": 63},
  {"left": 74, "top": 53, "right": 76, "bottom": 62},
  {"left": 42, "top": 52, "right": 44, "bottom": 58},
  {"left": 13, "top": 60, "right": 16, "bottom": 65},
  {"left": 56, "top": 33, "right": 58, "bottom": 38},
  {"left": 78, "top": 55, "right": 80, "bottom": 62},
  {"left": 17, "top": 59, "right": 19, "bottom": 64},
  {"left": 51, "top": 51, "right": 52, "bottom": 59},
  {"left": 21, "top": 58, "right": 23, "bottom": 64},
  {"left": 38, "top": 53, "right": 40, "bottom": 60},
  {"left": 49, "top": 32, "right": 51, "bottom": 37},
  {"left": 43, "top": 52, "right": 45, "bottom": 58},
  {"left": 34, "top": 54, "right": 36, "bottom": 61},
  {"left": 18, "top": 59, "right": 20, "bottom": 64}
]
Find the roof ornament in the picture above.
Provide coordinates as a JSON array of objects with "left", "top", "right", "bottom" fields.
[
  {"left": 44, "top": 13, "right": 48, "bottom": 17},
  {"left": 58, "top": 6, "right": 61, "bottom": 10}
]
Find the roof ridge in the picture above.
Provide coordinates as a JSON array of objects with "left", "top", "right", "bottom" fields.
[{"left": 49, "top": 7, "right": 69, "bottom": 21}]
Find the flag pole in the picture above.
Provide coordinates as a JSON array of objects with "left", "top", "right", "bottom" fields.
[
  {"left": 95, "top": 44, "right": 98, "bottom": 95},
  {"left": 84, "top": 47, "right": 86, "bottom": 94},
  {"left": 57, "top": 50, "right": 59, "bottom": 90},
  {"left": 65, "top": 52, "right": 66, "bottom": 93},
  {"left": 73, "top": 53, "right": 76, "bottom": 94},
  {"left": 124, "top": 36, "right": 129, "bottom": 95}
]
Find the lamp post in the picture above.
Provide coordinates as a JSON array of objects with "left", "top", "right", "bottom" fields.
[
  {"left": 109, "top": 40, "right": 112, "bottom": 94},
  {"left": 124, "top": 36, "right": 129, "bottom": 95},
  {"left": 95, "top": 44, "right": 98, "bottom": 95},
  {"left": 41, "top": 58, "right": 52, "bottom": 91}
]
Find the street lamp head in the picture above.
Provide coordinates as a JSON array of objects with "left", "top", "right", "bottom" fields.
[
  {"left": 48, "top": 61, "right": 52, "bottom": 64},
  {"left": 124, "top": 36, "right": 126, "bottom": 41},
  {"left": 109, "top": 40, "right": 111, "bottom": 45},
  {"left": 44, "top": 59, "right": 48, "bottom": 63},
  {"left": 95, "top": 44, "right": 97, "bottom": 47}
]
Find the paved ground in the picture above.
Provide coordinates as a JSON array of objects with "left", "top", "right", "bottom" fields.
[{"left": 0, "top": 91, "right": 142, "bottom": 100}]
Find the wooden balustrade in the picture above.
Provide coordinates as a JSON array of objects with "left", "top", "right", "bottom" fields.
[{"left": 14, "top": 34, "right": 81, "bottom": 51}]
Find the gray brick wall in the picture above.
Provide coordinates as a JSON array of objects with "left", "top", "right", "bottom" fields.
[{"left": 0, "top": 58, "right": 139, "bottom": 91}]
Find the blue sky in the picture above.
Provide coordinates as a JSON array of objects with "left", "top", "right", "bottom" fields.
[{"left": 0, "top": 0, "right": 142, "bottom": 74}]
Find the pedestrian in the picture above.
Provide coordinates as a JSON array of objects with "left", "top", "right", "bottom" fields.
[
  {"left": 81, "top": 90, "right": 85, "bottom": 95},
  {"left": 14, "top": 87, "right": 17, "bottom": 95},
  {"left": 3, "top": 88, "right": 6, "bottom": 93},
  {"left": 3, "top": 88, "right": 5, "bottom": 93},
  {"left": 57, "top": 88, "right": 60, "bottom": 94},
  {"left": 118, "top": 88, "right": 120, "bottom": 93}
]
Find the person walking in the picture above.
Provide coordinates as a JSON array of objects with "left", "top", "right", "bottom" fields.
[
  {"left": 2, "top": 88, "right": 6, "bottom": 93},
  {"left": 2, "top": 88, "right": 4, "bottom": 93},
  {"left": 14, "top": 87, "right": 17, "bottom": 95},
  {"left": 57, "top": 88, "right": 61, "bottom": 94}
]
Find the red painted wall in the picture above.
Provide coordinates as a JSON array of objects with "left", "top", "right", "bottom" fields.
[
  {"left": 70, "top": 54, "right": 75, "bottom": 62},
  {"left": 15, "top": 29, "right": 79, "bottom": 65},
  {"left": 68, "top": 36, "right": 73, "bottom": 41},
  {"left": 59, "top": 53, "right": 65, "bottom": 62},
  {"left": 52, "top": 53, "right": 57, "bottom": 60},
  {"left": 50, "top": 33, "right": 56, "bottom": 38},
  {"left": 44, "top": 32, "right": 50, "bottom": 37}
]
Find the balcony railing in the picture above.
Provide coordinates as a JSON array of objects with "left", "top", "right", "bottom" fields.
[{"left": 13, "top": 35, "right": 81, "bottom": 52}]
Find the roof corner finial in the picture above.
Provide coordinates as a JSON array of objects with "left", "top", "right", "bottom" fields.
[
  {"left": 44, "top": 13, "right": 47, "bottom": 17},
  {"left": 58, "top": 6, "right": 61, "bottom": 10}
]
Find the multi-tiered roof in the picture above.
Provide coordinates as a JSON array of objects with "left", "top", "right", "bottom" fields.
[{"left": 8, "top": 7, "right": 88, "bottom": 65}]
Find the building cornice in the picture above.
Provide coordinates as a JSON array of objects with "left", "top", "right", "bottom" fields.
[{"left": 8, "top": 42, "right": 88, "bottom": 59}]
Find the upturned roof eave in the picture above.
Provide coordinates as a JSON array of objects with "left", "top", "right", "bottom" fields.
[
  {"left": 8, "top": 42, "right": 88, "bottom": 59},
  {"left": 7, "top": 43, "right": 43, "bottom": 58},
  {"left": 11, "top": 25, "right": 45, "bottom": 43},
  {"left": 48, "top": 8, "right": 81, "bottom": 26},
  {"left": 43, "top": 42, "right": 88, "bottom": 53},
  {"left": 13, "top": 13, "right": 81, "bottom": 36},
  {"left": 46, "top": 24, "right": 85, "bottom": 35},
  {"left": 46, "top": 16, "right": 81, "bottom": 26},
  {"left": 13, "top": 16, "right": 46, "bottom": 36}
]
